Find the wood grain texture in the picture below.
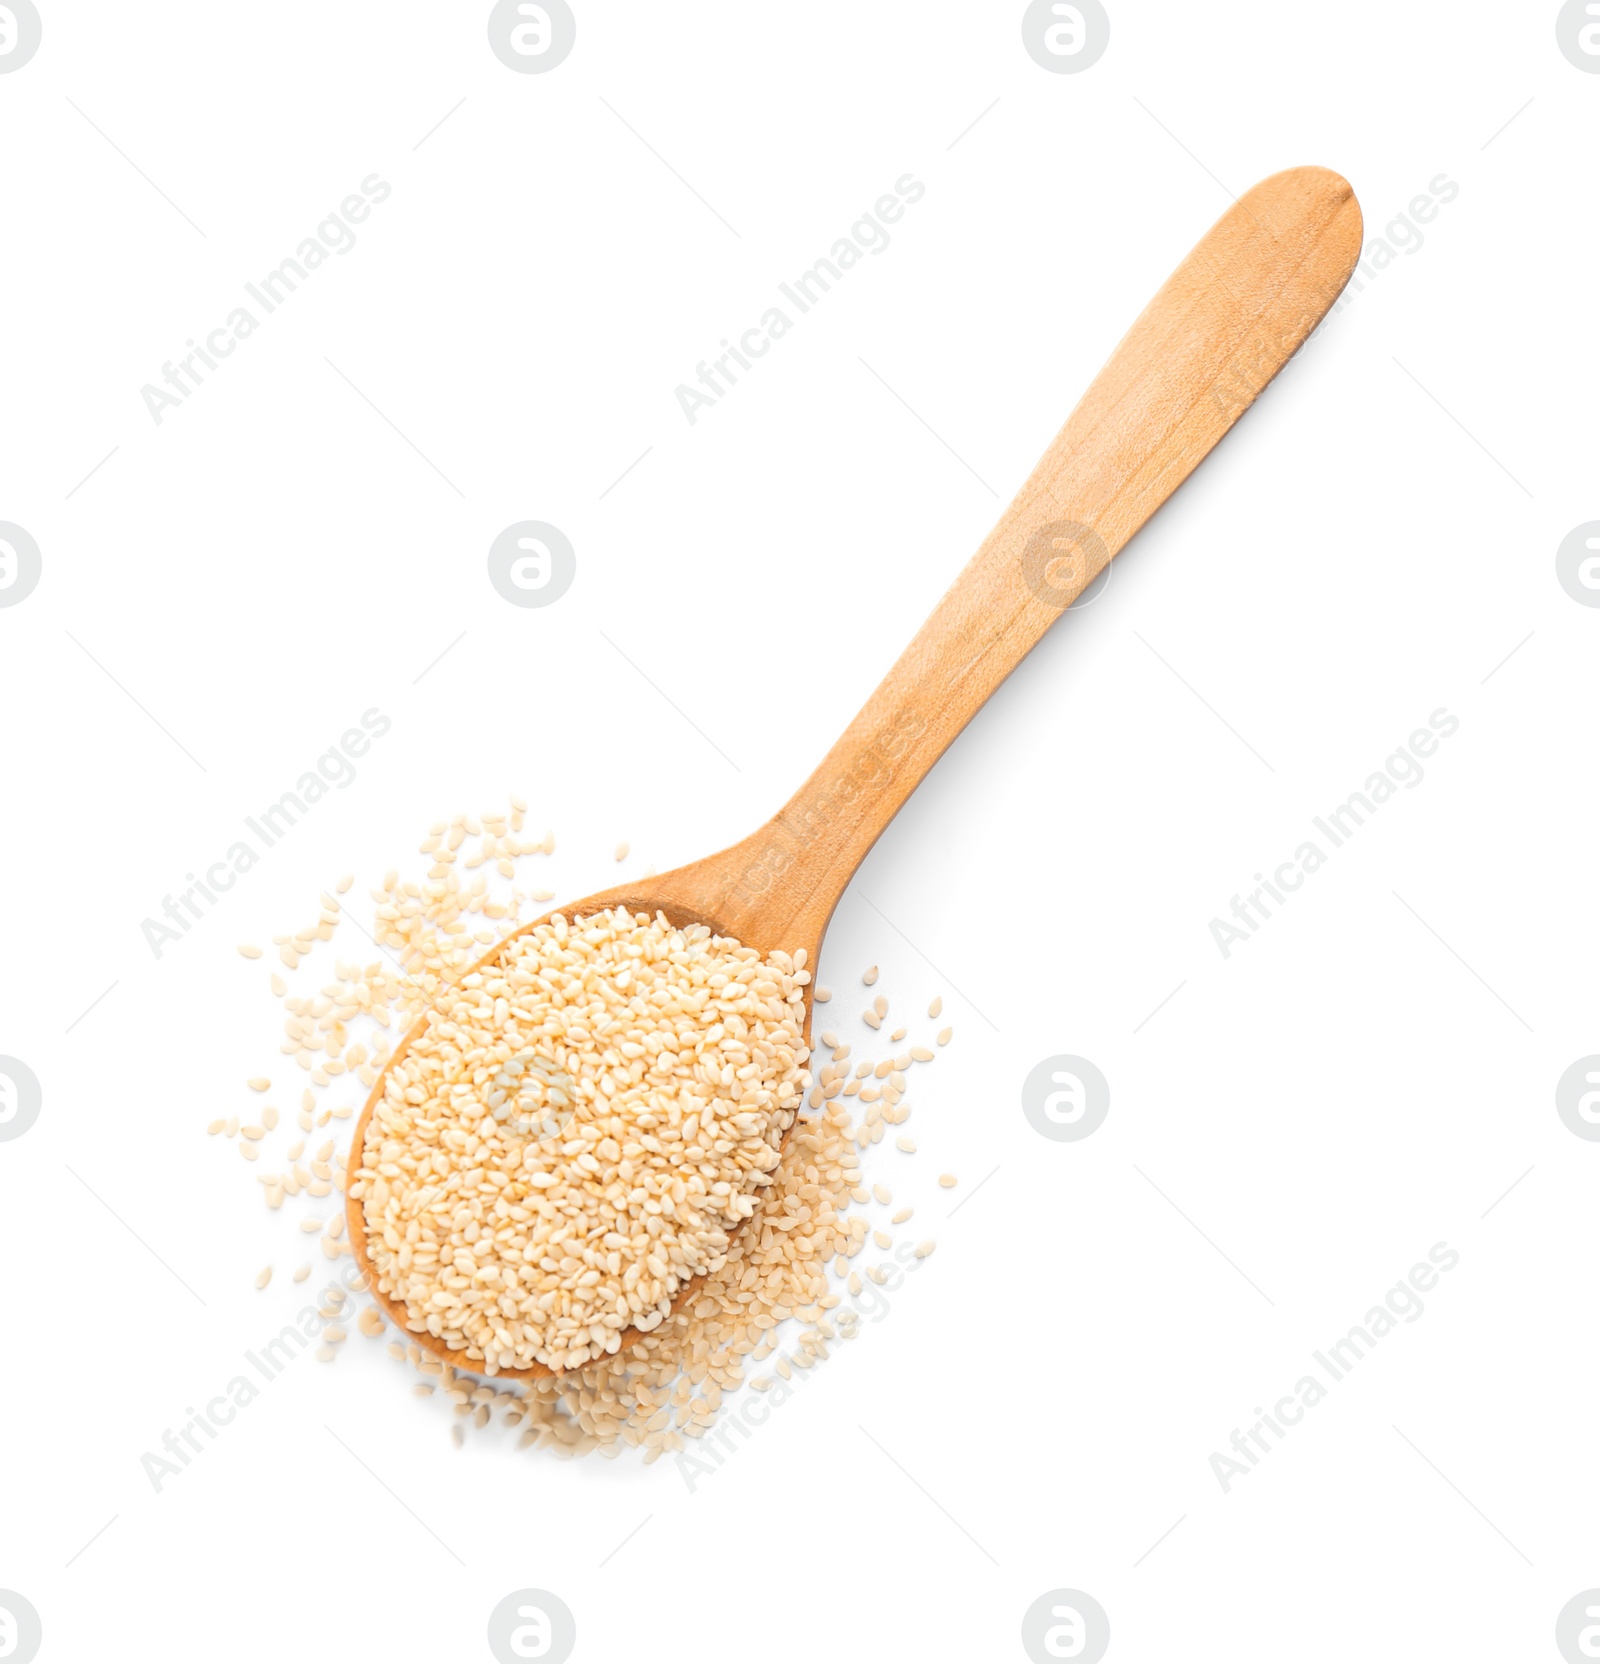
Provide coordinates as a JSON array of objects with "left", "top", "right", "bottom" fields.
[{"left": 347, "top": 166, "right": 1362, "bottom": 1379}]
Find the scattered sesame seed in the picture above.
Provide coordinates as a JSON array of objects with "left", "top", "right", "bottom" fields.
[
  {"left": 238, "top": 944, "right": 262, "bottom": 960},
  {"left": 939, "top": 1173, "right": 957, "bottom": 1188},
  {"left": 255, "top": 1266, "right": 272, "bottom": 1289}
]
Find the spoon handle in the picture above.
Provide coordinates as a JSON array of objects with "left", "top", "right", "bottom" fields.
[{"left": 717, "top": 166, "right": 1362, "bottom": 948}]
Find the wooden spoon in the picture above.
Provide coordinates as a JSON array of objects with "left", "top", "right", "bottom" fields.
[{"left": 348, "top": 164, "right": 1362, "bottom": 1378}]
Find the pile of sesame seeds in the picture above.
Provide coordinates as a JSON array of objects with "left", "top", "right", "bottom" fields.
[
  {"left": 351, "top": 908, "right": 812, "bottom": 1373},
  {"left": 221, "top": 798, "right": 956, "bottom": 1462}
]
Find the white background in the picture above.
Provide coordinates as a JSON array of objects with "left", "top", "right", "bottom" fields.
[{"left": 2, "top": 2, "right": 1597, "bottom": 1660}]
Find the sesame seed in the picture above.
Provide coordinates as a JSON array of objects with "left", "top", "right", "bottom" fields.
[
  {"left": 896, "top": 1136, "right": 916, "bottom": 1153},
  {"left": 238, "top": 944, "right": 263, "bottom": 960},
  {"left": 936, "top": 1027, "right": 952, "bottom": 1046},
  {"left": 939, "top": 1173, "right": 957, "bottom": 1188},
  {"left": 862, "top": 966, "right": 878, "bottom": 985},
  {"left": 927, "top": 996, "right": 943, "bottom": 1018},
  {"left": 255, "top": 1266, "right": 272, "bottom": 1289}
]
